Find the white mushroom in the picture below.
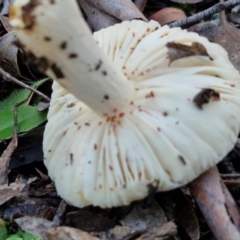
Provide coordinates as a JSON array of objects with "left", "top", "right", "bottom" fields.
[{"left": 9, "top": 0, "right": 240, "bottom": 208}]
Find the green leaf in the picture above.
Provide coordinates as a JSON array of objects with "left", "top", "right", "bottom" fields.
[
  {"left": 0, "top": 219, "right": 40, "bottom": 240},
  {"left": 0, "top": 78, "right": 49, "bottom": 140},
  {"left": 0, "top": 78, "right": 49, "bottom": 113},
  {"left": 0, "top": 219, "right": 8, "bottom": 239},
  {"left": 6, "top": 231, "right": 40, "bottom": 240},
  {"left": 0, "top": 105, "right": 47, "bottom": 140}
]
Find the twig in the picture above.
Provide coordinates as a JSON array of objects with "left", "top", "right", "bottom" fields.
[
  {"left": 52, "top": 200, "right": 68, "bottom": 227},
  {"left": 223, "top": 179, "right": 240, "bottom": 186},
  {"left": 0, "top": 67, "right": 50, "bottom": 102},
  {"left": 134, "top": 0, "right": 147, "bottom": 12},
  {"left": 190, "top": 166, "right": 240, "bottom": 240},
  {"left": 0, "top": 104, "right": 19, "bottom": 185},
  {"left": 220, "top": 173, "right": 240, "bottom": 178},
  {"left": 168, "top": 0, "right": 240, "bottom": 28},
  {"left": 221, "top": 181, "right": 240, "bottom": 229}
]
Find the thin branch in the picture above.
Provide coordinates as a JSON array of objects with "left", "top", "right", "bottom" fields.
[
  {"left": 168, "top": 0, "right": 240, "bottom": 28},
  {"left": 220, "top": 173, "right": 240, "bottom": 178},
  {"left": 0, "top": 104, "right": 18, "bottom": 185},
  {"left": 0, "top": 67, "right": 50, "bottom": 102}
]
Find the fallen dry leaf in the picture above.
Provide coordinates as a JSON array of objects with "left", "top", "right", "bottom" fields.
[
  {"left": 136, "top": 221, "right": 177, "bottom": 240},
  {"left": 99, "top": 225, "right": 137, "bottom": 240},
  {"left": 175, "top": 189, "right": 199, "bottom": 240},
  {"left": 166, "top": 42, "right": 212, "bottom": 64},
  {"left": 190, "top": 19, "right": 240, "bottom": 72},
  {"left": 0, "top": 182, "right": 24, "bottom": 206},
  {"left": 0, "top": 0, "right": 15, "bottom": 15},
  {"left": 149, "top": 7, "right": 186, "bottom": 26},
  {"left": 67, "top": 210, "right": 116, "bottom": 232},
  {"left": 193, "top": 88, "right": 220, "bottom": 109},
  {"left": 120, "top": 200, "right": 167, "bottom": 232},
  {"left": 0, "top": 32, "right": 23, "bottom": 78},
  {"left": 78, "top": 0, "right": 119, "bottom": 31},
  {"left": 0, "top": 15, "right": 12, "bottom": 33},
  {"left": 46, "top": 226, "right": 100, "bottom": 240},
  {"left": 15, "top": 216, "right": 53, "bottom": 240},
  {"left": 84, "top": 0, "right": 146, "bottom": 21}
]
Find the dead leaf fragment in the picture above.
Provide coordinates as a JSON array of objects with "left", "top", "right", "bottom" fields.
[
  {"left": 15, "top": 216, "right": 53, "bottom": 240},
  {"left": 0, "top": 15, "right": 13, "bottom": 33},
  {"left": 167, "top": 42, "right": 212, "bottom": 64},
  {"left": 136, "top": 221, "right": 177, "bottom": 240},
  {"left": 193, "top": 89, "right": 220, "bottom": 109},
  {"left": 149, "top": 7, "right": 186, "bottom": 26},
  {"left": 189, "top": 19, "right": 240, "bottom": 72},
  {"left": 0, "top": 32, "right": 25, "bottom": 79},
  {"left": 175, "top": 189, "right": 199, "bottom": 240},
  {"left": 99, "top": 225, "right": 137, "bottom": 240},
  {"left": 0, "top": 182, "right": 24, "bottom": 205},
  {"left": 120, "top": 200, "right": 166, "bottom": 232},
  {"left": 84, "top": 0, "right": 146, "bottom": 21},
  {"left": 67, "top": 210, "right": 116, "bottom": 232},
  {"left": 46, "top": 226, "right": 100, "bottom": 240}
]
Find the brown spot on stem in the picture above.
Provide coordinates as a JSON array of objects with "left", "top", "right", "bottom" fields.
[
  {"left": 70, "top": 153, "right": 74, "bottom": 165},
  {"left": 104, "top": 95, "right": 109, "bottom": 100},
  {"left": 68, "top": 53, "right": 78, "bottom": 58},
  {"left": 179, "top": 155, "right": 186, "bottom": 165},
  {"left": 60, "top": 41, "right": 67, "bottom": 49},
  {"left": 95, "top": 59, "right": 102, "bottom": 70},
  {"left": 51, "top": 64, "right": 65, "bottom": 78},
  {"left": 44, "top": 36, "right": 51, "bottom": 41},
  {"left": 37, "top": 57, "right": 49, "bottom": 72}
]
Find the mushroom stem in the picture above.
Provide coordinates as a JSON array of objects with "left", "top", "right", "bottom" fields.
[{"left": 9, "top": 0, "right": 134, "bottom": 117}]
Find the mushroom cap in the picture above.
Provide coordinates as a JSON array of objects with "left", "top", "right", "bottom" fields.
[{"left": 43, "top": 20, "right": 240, "bottom": 208}]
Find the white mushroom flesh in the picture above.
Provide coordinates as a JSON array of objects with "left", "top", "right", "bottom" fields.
[{"left": 9, "top": 0, "right": 240, "bottom": 208}]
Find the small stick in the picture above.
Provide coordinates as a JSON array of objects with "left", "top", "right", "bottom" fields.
[
  {"left": 168, "top": 0, "right": 240, "bottom": 28},
  {"left": 190, "top": 166, "right": 240, "bottom": 240},
  {"left": 0, "top": 104, "right": 19, "bottom": 185},
  {"left": 52, "top": 200, "right": 68, "bottom": 227},
  {"left": 220, "top": 174, "right": 240, "bottom": 178},
  {"left": 0, "top": 67, "right": 50, "bottom": 102}
]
